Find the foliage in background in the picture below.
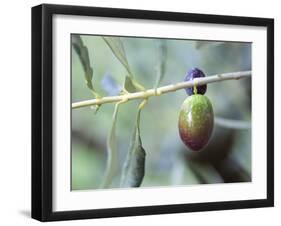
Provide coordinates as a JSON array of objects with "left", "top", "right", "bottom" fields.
[{"left": 71, "top": 35, "right": 252, "bottom": 190}]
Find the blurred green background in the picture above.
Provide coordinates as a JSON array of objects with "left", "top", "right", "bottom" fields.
[{"left": 71, "top": 35, "right": 251, "bottom": 190}]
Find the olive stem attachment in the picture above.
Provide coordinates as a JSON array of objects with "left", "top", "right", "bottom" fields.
[
  {"left": 72, "top": 70, "right": 251, "bottom": 109},
  {"left": 193, "top": 79, "right": 198, "bottom": 95}
]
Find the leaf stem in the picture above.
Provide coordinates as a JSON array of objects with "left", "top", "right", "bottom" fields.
[{"left": 72, "top": 70, "right": 251, "bottom": 109}]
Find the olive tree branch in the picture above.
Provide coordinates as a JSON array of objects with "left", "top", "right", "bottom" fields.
[{"left": 72, "top": 70, "right": 251, "bottom": 109}]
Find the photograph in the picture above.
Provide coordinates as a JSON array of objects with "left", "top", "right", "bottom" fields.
[
  {"left": 31, "top": 4, "right": 273, "bottom": 221},
  {"left": 71, "top": 34, "right": 252, "bottom": 190}
]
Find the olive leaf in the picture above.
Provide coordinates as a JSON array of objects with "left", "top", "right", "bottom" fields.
[
  {"left": 124, "top": 76, "right": 138, "bottom": 93},
  {"left": 154, "top": 40, "right": 167, "bottom": 89},
  {"left": 100, "top": 103, "right": 121, "bottom": 188},
  {"left": 72, "top": 35, "right": 99, "bottom": 98},
  {"left": 123, "top": 76, "right": 145, "bottom": 93},
  {"left": 120, "top": 106, "right": 146, "bottom": 187},
  {"left": 102, "top": 36, "right": 134, "bottom": 78},
  {"left": 103, "top": 36, "right": 145, "bottom": 93}
]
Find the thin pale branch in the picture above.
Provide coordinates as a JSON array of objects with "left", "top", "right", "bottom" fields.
[{"left": 72, "top": 70, "right": 251, "bottom": 109}]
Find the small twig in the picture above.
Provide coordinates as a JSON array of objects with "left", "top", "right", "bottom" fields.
[{"left": 72, "top": 71, "right": 251, "bottom": 109}]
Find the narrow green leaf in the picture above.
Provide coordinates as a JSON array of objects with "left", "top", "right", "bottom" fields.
[
  {"left": 123, "top": 76, "right": 145, "bottom": 93},
  {"left": 124, "top": 76, "right": 138, "bottom": 93},
  {"left": 100, "top": 103, "right": 121, "bottom": 188},
  {"left": 120, "top": 106, "right": 146, "bottom": 187},
  {"left": 102, "top": 37, "right": 133, "bottom": 78},
  {"left": 154, "top": 40, "right": 167, "bottom": 89},
  {"left": 72, "top": 35, "right": 99, "bottom": 98}
]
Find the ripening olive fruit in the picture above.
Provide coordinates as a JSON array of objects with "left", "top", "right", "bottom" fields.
[
  {"left": 184, "top": 68, "right": 207, "bottom": 95},
  {"left": 178, "top": 94, "right": 214, "bottom": 151}
]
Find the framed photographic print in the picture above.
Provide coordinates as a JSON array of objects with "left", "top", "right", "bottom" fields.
[{"left": 31, "top": 4, "right": 274, "bottom": 221}]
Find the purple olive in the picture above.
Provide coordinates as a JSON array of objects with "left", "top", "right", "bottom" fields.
[
  {"left": 184, "top": 68, "right": 207, "bottom": 95},
  {"left": 178, "top": 94, "right": 214, "bottom": 151}
]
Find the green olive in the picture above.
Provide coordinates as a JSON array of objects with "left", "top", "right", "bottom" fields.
[{"left": 178, "top": 94, "right": 214, "bottom": 151}]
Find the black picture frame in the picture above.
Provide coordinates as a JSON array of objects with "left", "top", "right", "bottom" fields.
[{"left": 31, "top": 3, "right": 274, "bottom": 222}]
